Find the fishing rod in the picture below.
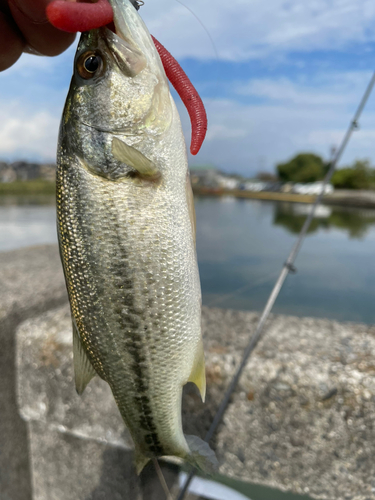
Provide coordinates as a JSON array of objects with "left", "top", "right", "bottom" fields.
[{"left": 175, "top": 70, "right": 375, "bottom": 500}]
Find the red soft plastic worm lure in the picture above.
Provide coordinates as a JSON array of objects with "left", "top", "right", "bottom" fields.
[
  {"left": 46, "top": 0, "right": 207, "bottom": 155},
  {"left": 151, "top": 36, "right": 207, "bottom": 156}
]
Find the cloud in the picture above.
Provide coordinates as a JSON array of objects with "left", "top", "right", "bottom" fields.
[
  {"left": 206, "top": 124, "right": 248, "bottom": 141},
  {"left": 142, "top": 0, "right": 375, "bottom": 61},
  {"left": 0, "top": 47, "right": 76, "bottom": 161},
  {"left": 0, "top": 3, "right": 375, "bottom": 172},
  {"left": 1, "top": 67, "right": 372, "bottom": 171},
  {"left": 186, "top": 69, "right": 375, "bottom": 174},
  {"left": 235, "top": 72, "right": 372, "bottom": 107},
  {"left": 0, "top": 102, "right": 59, "bottom": 161}
]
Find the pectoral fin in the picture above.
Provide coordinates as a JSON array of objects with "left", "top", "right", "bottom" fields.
[
  {"left": 188, "top": 339, "right": 206, "bottom": 402},
  {"left": 72, "top": 318, "right": 97, "bottom": 395},
  {"left": 112, "top": 137, "right": 160, "bottom": 181}
]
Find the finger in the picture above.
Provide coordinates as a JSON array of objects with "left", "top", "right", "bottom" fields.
[
  {"left": 0, "top": 0, "right": 11, "bottom": 15},
  {"left": 0, "top": 10, "right": 25, "bottom": 71},
  {"left": 8, "top": 0, "right": 76, "bottom": 57},
  {"left": 7, "top": 0, "right": 49, "bottom": 23},
  {"left": 47, "top": 0, "right": 113, "bottom": 33}
]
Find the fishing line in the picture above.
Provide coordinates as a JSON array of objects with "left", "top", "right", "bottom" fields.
[
  {"left": 152, "top": 458, "right": 174, "bottom": 500},
  {"left": 205, "top": 270, "right": 278, "bottom": 308},
  {"left": 173, "top": 0, "right": 219, "bottom": 63},
  {"left": 171, "top": 0, "right": 220, "bottom": 101},
  {"left": 175, "top": 70, "right": 375, "bottom": 500}
]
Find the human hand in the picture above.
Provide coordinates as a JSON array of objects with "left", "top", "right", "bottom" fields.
[{"left": 0, "top": 0, "right": 76, "bottom": 71}]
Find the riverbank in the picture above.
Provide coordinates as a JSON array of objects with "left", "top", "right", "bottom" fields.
[
  {"left": 1, "top": 245, "right": 374, "bottom": 499},
  {"left": 2, "top": 180, "right": 375, "bottom": 210},
  {"left": 0, "top": 180, "right": 55, "bottom": 196},
  {"left": 193, "top": 186, "right": 375, "bottom": 209}
]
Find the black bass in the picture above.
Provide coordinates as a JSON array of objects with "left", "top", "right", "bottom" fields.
[{"left": 57, "top": 0, "right": 216, "bottom": 473}]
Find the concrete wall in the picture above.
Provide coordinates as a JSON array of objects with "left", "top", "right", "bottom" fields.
[{"left": 2, "top": 245, "right": 375, "bottom": 499}]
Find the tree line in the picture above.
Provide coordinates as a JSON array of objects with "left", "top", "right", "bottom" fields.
[{"left": 276, "top": 153, "right": 375, "bottom": 190}]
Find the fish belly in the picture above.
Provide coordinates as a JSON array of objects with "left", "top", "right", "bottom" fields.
[{"left": 57, "top": 158, "right": 201, "bottom": 459}]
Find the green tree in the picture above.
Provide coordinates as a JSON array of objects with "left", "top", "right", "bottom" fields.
[
  {"left": 331, "top": 160, "right": 375, "bottom": 190},
  {"left": 276, "top": 153, "right": 328, "bottom": 183}
]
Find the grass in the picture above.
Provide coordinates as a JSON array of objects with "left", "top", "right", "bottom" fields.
[
  {"left": 0, "top": 180, "right": 55, "bottom": 195},
  {"left": 192, "top": 186, "right": 316, "bottom": 204}
]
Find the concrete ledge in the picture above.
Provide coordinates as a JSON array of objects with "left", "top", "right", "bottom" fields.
[
  {"left": 0, "top": 245, "right": 67, "bottom": 500},
  {"left": 200, "top": 310, "right": 375, "bottom": 499},
  {"left": 16, "top": 301, "right": 375, "bottom": 500},
  {"left": 27, "top": 420, "right": 141, "bottom": 500}
]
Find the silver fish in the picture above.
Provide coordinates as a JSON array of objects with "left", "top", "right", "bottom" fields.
[{"left": 57, "top": 0, "right": 216, "bottom": 473}]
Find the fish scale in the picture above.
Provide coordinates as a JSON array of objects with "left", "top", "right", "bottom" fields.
[{"left": 56, "top": 0, "right": 217, "bottom": 474}]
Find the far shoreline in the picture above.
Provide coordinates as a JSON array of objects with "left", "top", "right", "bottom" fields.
[
  {"left": 192, "top": 186, "right": 375, "bottom": 209},
  {"left": 1, "top": 181, "right": 375, "bottom": 210},
  {"left": 0, "top": 180, "right": 55, "bottom": 196}
]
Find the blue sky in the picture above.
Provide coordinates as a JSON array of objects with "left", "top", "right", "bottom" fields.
[{"left": 1, "top": 0, "right": 375, "bottom": 176}]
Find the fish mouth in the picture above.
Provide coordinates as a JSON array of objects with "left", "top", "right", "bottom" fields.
[
  {"left": 98, "top": 0, "right": 149, "bottom": 77},
  {"left": 103, "top": 0, "right": 162, "bottom": 76},
  {"left": 102, "top": 26, "right": 146, "bottom": 77},
  {"left": 106, "top": 0, "right": 145, "bottom": 47}
]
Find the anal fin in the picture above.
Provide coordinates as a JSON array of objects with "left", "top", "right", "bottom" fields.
[
  {"left": 134, "top": 445, "right": 150, "bottom": 475},
  {"left": 72, "top": 318, "right": 97, "bottom": 395},
  {"left": 188, "top": 339, "right": 206, "bottom": 402}
]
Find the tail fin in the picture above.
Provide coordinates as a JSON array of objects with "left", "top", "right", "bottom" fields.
[{"left": 185, "top": 434, "right": 218, "bottom": 475}]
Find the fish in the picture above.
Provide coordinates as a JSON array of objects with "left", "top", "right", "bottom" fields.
[{"left": 56, "top": 0, "right": 217, "bottom": 474}]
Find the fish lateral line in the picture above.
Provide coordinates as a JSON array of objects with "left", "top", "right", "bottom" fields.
[{"left": 46, "top": 0, "right": 207, "bottom": 155}]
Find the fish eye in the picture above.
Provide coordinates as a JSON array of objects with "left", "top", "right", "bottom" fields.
[
  {"left": 77, "top": 51, "right": 104, "bottom": 80},
  {"left": 84, "top": 55, "right": 99, "bottom": 72}
]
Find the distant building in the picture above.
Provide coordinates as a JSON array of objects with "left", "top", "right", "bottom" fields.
[
  {"left": 292, "top": 182, "right": 334, "bottom": 195},
  {"left": 11, "top": 162, "right": 40, "bottom": 181},
  {"left": 190, "top": 165, "right": 220, "bottom": 188},
  {"left": 0, "top": 162, "right": 16, "bottom": 183},
  {"left": 38, "top": 164, "right": 56, "bottom": 182},
  {"left": 0, "top": 161, "right": 56, "bottom": 182},
  {"left": 242, "top": 181, "right": 267, "bottom": 192},
  {"left": 190, "top": 165, "right": 283, "bottom": 192},
  {"left": 216, "top": 174, "right": 240, "bottom": 190}
]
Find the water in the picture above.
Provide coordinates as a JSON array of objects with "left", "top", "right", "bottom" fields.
[
  {"left": 1, "top": 194, "right": 375, "bottom": 324},
  {"left": 0, "top": 196, "right": 56, "bottom": 252},
  {"left": 196, "top": 196, "right": 375, "bottom": 324}
]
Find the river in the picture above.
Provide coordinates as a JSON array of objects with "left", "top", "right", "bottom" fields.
[{"left": 1, "top": 194, "right": 375, "bottom": 325}]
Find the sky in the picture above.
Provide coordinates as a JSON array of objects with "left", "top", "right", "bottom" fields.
[{"left": 1, "top": 0, "right": 375, "bottom": 176}]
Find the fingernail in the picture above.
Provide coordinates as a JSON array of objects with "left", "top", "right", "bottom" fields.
[{"left": 24, "top": 45, "right": 43, "bottom": 56}]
